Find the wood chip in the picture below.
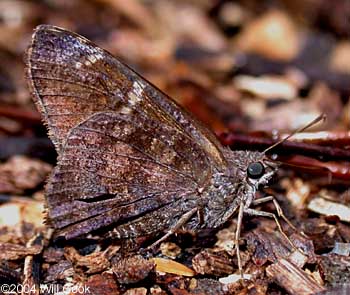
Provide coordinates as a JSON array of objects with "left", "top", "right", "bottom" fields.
[
  {"left": 234, "top": 75, "right": 297, "bottom": 100},
  {"left": 308, "top": 197, "right": 350, "bottom": 222},
  {"left": 266, "top": 258, "right": 326, "bottom": 295},
  {"left": 330, "top": 41, "right": 350, "bottom": 74},
  {"left": 219, "top": 273, "right": 252, "bottom": 284},
  {"left": 284, "top": 178, "right": 311, "bottom": 209},
  {"left": 330, "top": 242, "right": 350, "bottom": 256},
  {"left": 236, "top": 9, "right": 300, "bottom": 60},
  {"left": 124, "top": 287, "right": 147, "bottom": 295},
  {"left": 288, "top": 250, "right": 308, "bottom": 268},
  {"left": 0, "top": 201, "right": 44, "bottom": 227}
]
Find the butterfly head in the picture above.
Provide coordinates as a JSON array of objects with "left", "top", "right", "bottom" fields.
[{"left": 225, "top": 150, "right": 279, "bottom": 190}]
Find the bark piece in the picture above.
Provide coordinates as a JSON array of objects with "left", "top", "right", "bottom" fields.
[
  {"left": 150, "top": 285, "right": 167, "bottom": 295},
  {"left": 84, "top": 273, "right": 121, "bottom": 295},
  {"left": 246, "top": 229, "right": 292, "bottom": 266},
  {"left": 0, "top": 137, "right": 55, "bottom": 163},
  {"left": 42, "top": 246, "right": 65, "bottom": 263},
  {"left": 0, "top": 264, "right": 21, "bottom": 284},
  {"left": 160, "top": 242, "right": 181, "bottom": 259},
  {"left": 45, "top": 260, "right": 74, "bottom": 282},
  {"left": 22, "top": 234, "right": 43, "bottom": 295},
  {"left": 318, "top": 254, "right": 350, "bottom": 286},
  {"left": 113, "top": 255, "right": 155, "bottom": 284},
  {"left": 188, "top": 278, "right": 228, "bottom": 295},
  {"left": 65, "top": 245, "right": 119, "bottom": 274},
  {"left": 192, "top": 249, "right": 234, "bottom": 276},
  {"left": 0, "top": 239, "right": 43, "bottom": 260},
  {"left": 0, "top": 156, "right": 52, "bottom": 194}
]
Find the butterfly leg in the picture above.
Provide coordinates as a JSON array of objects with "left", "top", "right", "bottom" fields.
[
  {"left": 148, "top": 207, "right": 198, "bottom": 250},
  {"left": 234, "top": 201, "right": 245, "bottom": 279},
  {"left": 251, "top": 196, "right": 298, "bottom": 232},
  {"left": 252, "top": 196, "right": 308, "bottom": 238},
  {"left": 244, "top": 207, "right": 304, "bottom": 254}
]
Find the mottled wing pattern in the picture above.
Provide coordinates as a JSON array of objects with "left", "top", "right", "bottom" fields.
[
  {"left": 46, "top": 111, "right": 210, "bottom": 239},
  {"left": 26, "top": 25, "right": 226, "bottom": 169},
  {"left": 26, "top": 25, "right": 229, "bottom": 240}
]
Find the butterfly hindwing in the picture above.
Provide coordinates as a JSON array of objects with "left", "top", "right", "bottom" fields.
[{"left": 46, "top": 111, "right": 210, "bottom": 239}]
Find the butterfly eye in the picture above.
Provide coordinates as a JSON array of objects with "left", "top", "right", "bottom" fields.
[{"left": 247, "top": 162, "right": 265, "bottom": 179}]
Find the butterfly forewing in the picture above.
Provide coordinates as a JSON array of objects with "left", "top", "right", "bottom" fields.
[
  {"left": 26, "top": 24, "right": 232, "bottom": 240},
  {"left": 26, "top": 25, "right": 226, "bottom": 169}
]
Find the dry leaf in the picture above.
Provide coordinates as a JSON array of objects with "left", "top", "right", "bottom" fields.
[{"left": 152, "top": 257, "right": 195, "bottom": 277}]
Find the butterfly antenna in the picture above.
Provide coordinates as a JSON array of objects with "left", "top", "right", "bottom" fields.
[
  {"left": 279, "top": 160, "right": 325, "bottom": 170},
  {"left": 263, "top": 114, "right": 326, "bottom": 154}
]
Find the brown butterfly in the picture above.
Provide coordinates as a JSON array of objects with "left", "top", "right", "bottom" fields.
[{"left": 26, "top": 25, "right": 297, "bottom": 273}]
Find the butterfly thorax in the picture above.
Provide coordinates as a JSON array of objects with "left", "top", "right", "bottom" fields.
[{"left": 200, "top": 149, "right": 277, "bottom": 229}]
